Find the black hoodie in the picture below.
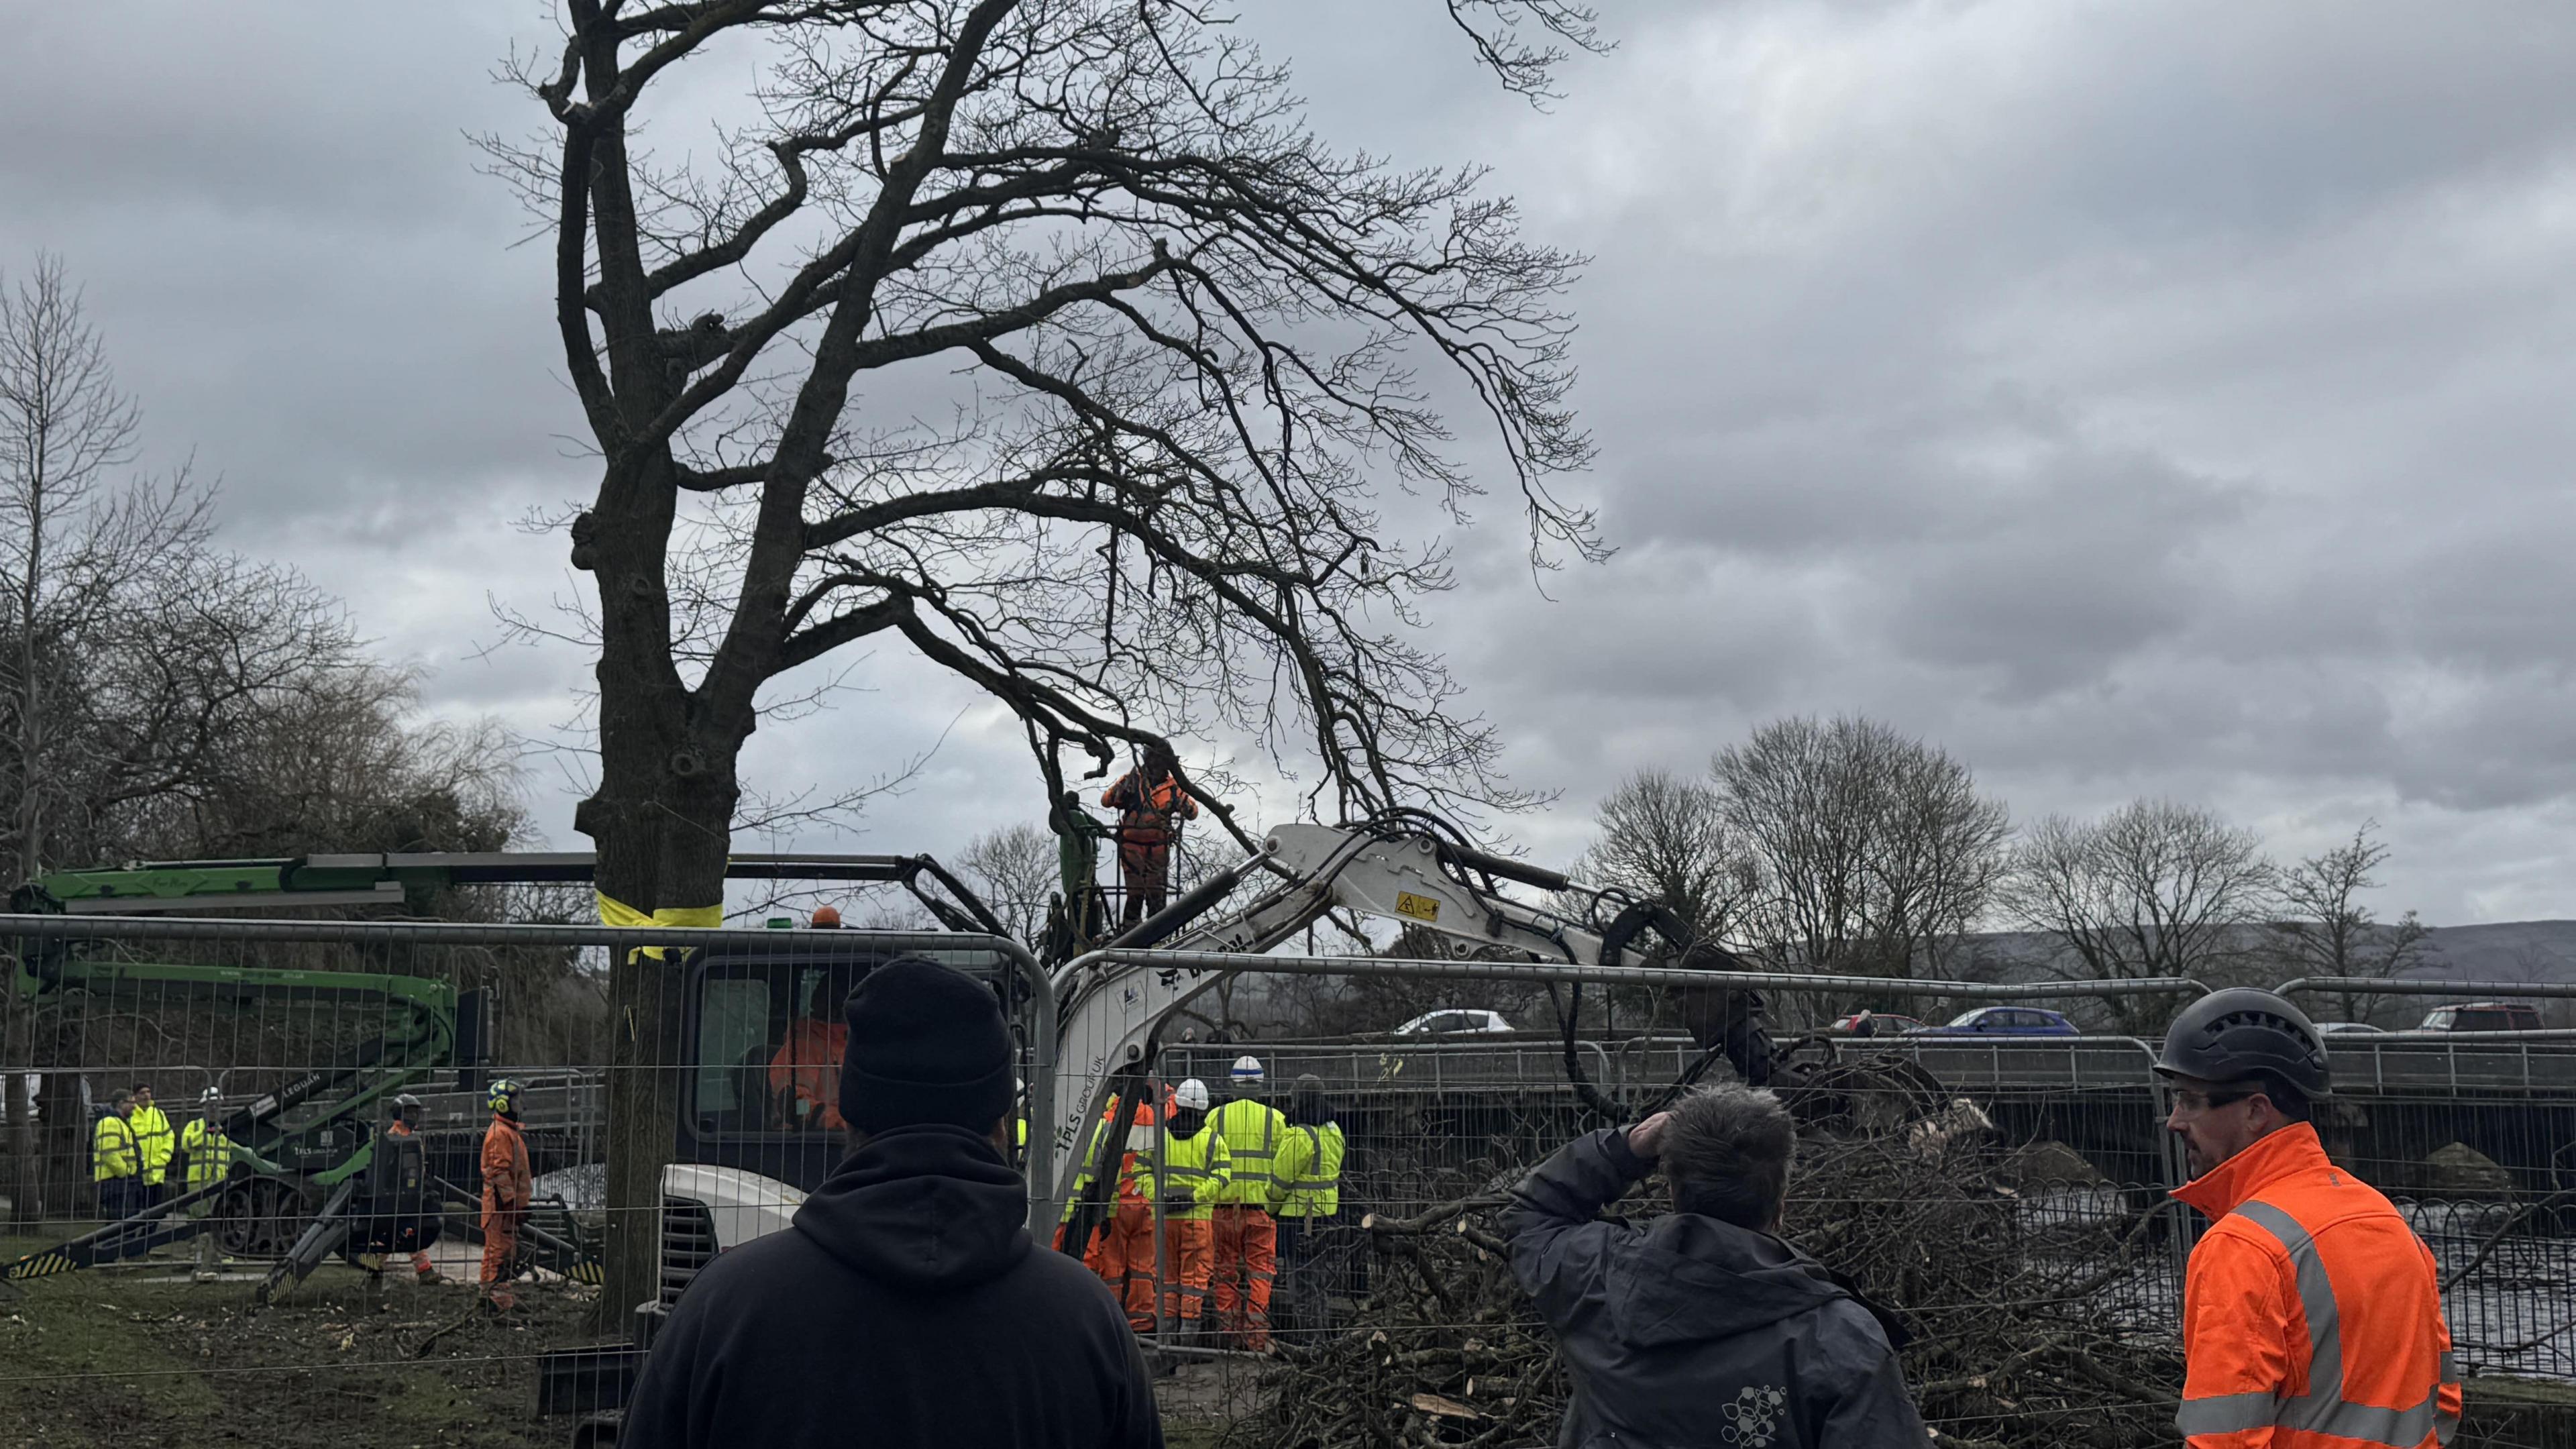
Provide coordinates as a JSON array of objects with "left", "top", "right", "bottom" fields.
[
  {"left": 621, "top": 1124, "right": 1163, "bottom": 1449},
  {"left": 1501, "top": 1129, "right": 1926, "bottom": 1449}
]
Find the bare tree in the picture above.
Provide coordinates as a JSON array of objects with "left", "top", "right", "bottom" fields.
[
  {"left": 0, "top": 257, "right": 214, "bottom": 883},
  {"left": 1711, "top": 716, "right": 2010, "bottom": 979},
  {"left": 0, "top": 256, "right": 538, "bottom": 1220},
  {"left": 0, "top": 256, "right": 213, "bottom": 1225},
  {"left": 2269, "top": 822, "right": 2430, "bottom": 1027},
  {"left": 486, "top": 0, "right": 1605, "bottom": 1310},
  {"left": 1574, "top": 769, "right": 1758, "bottom": 946},
  {"left": 1999, "top": 799, "right": 2277, "bottom": 1034},
  {"left": 957, "top": 820, "right": 1057, "bottom": 945}
]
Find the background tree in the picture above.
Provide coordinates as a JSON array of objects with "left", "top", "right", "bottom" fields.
[
  {"left": 0, "top": 256, "right": 542, "bottom": 1220},
  {"left": 490, "top": 0, "right": 1605, "bottom": 1311},
  {"left": 1574, "top": 768, "right": 1758, "bottom": 946},
  {"left": 2269, "top": 822, "right": 2430, "bottom": 1027},
  {"left": 0, "top": 256, "right": 206, "bottom": 883},
  {"left": 1999, "top": 798, "right": 2277, "bottom": 1034},
  {"left": 1711, "top": 716, "right": 2010, "bottom": 985},
  {"left": 0, "top": 255, "right": 203, "bottom": 1226},
  {"left": 957, "top": 820, "right": 1057, "bottom": 945}
]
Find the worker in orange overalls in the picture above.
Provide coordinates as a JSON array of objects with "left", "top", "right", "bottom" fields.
[
  {"left": 1152, "top": 1077, "right": 1231, "bottom": 1338},
  {"left": 2159, "top": 989, "right": 2461, "bottom": 1448},
  {"left": 768, "top": 909, "right": 851, "bottom": 1133},
  {"left": 1208, "top": 1055, "right": 1287, "bottom": 1350},
  {"left": 1071, "top": 1083, "right": 1164, "bottom": 1330},
  {"left": 479, "top": 1079, "right": 533, "bottom": 1312},
  {"left": 385, "top": 1093, "right": 439, "bottom": 1283},
  {"left": 769, "top": 992, "right": 849, "bottom": 1133},
  {"left": 1102, "top": 743, "right": 1199, "bottom": 928}
]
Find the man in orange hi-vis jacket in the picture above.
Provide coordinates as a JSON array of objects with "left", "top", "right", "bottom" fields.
[
  {"left": 2157, "top": 989, "right": 2461, "bottom": 1449},
  {"left": 1102, "top": 743, "right": 1199, "bottom": 927},
  {"left": 769, "top": 980, "right": 850, "bottom": 1134},
  {"left": 479, "top": 1079, "right": 535, "bottom": 1311},
  {"left": 1068, "top": 1092, "right": 1163, "bottom": 1332}
]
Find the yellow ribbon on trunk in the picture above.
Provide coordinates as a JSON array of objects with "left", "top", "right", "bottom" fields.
[{"left": 596, "top": 892, "right": 724, "bottom": 961}]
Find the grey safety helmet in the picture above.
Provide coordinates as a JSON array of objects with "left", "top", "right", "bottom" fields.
[{"left": 2155, "top": 988, "right": 2331, "bottom": 1104}]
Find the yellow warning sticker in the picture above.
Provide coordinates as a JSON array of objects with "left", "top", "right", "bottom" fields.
[{"left": 1395, "top": 891, "right": 1440, "bottom": 923}]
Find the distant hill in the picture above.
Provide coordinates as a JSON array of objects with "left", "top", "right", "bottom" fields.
[
  {"left": 1952, "top": 920, "right": 2576, "bottom": 988},
  {"left": 2402, "top": 920, "right": 2576, "bottom": 987},
  {"left": 1940, "top": 920, "right": 2576, "bottom": 1030}
]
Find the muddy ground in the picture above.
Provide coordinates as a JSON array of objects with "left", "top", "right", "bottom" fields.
[
  {"left": 0, "top": 1228, "right": 1241, "bottom": 1449},
  {"left": 0, "top": 1228, "right": 585, "bottom": 1449}
]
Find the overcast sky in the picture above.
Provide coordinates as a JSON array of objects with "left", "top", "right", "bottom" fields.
[{"left": 5, "top": 2, "right": 2574, "bottom": 925}]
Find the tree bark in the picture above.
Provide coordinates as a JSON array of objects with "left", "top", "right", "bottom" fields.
[
  {"left": 574, "top": 429, "right": 747, "bottom": 1316},
  {"left": 6, "top": 368, "right": 46, "bottom": 1230},
  {"left": 2, "top": 980, "right": 36, "bottom": 1226}
]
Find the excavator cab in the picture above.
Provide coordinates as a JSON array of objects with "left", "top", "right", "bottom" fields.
[{"left": 678, "top": 936, "right": 1028, "bottom": 1195}]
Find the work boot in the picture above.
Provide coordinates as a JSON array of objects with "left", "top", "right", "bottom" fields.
[{"left": 415, "top": 1265, "right": 441, "bottom": 1285}]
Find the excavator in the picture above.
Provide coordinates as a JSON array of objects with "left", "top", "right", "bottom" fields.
[{"left": 543, "top": 812, "right": 1768, "bottom": 1444}]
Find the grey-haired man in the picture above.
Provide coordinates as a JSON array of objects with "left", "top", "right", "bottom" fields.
[{"left": 1501, "top": 1083, "right": 1927, "bottom": 1449}]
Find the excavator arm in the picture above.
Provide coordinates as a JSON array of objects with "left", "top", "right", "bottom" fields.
[{"left": 1042, "top": 821, "right": 1764, "bottom": 1224}]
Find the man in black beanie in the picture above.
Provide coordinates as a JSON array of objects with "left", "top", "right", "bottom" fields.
[{"left": 622, "top": 956, "right": 1164, "bottom": 1449}]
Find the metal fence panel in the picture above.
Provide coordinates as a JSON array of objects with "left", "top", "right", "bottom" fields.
[{"left": 3, "top": 921, "right": 2571, "bottom": 1448}]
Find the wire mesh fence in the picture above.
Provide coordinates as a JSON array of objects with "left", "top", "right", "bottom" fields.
[{"left": 1, "top": 916, "right": 2571, "bottom": 1448}]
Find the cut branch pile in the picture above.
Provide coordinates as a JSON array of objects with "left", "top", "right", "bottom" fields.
[{"left": 1224, "top": 1061, "right": 2186, "bottom": 1448}]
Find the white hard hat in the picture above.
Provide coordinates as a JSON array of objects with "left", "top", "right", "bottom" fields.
[
  {"left": 1174, "top": 1078, "right": 1211, "bottom": 1111},
  {"left": 198, "top": 1087, "right": 221, "bottom": 1106},
  {"left": 1231, "top": 1055, "right": 1265, "bottom": 1083}
]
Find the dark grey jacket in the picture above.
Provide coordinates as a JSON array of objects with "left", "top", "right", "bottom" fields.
[{"left": 1502, "top": 1129, "right": 1927, "bottom": 1449}]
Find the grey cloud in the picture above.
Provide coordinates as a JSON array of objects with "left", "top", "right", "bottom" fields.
[{"left": 7, "top": 1, "right": 2576, "bottom": 927}]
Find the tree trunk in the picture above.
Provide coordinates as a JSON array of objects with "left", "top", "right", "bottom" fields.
[
  {"left": 1, "top": 981, "right": 36, "bottom": 1227},
  {"left": 575, "top": 448, "right": 745, "bottom": 1325}
]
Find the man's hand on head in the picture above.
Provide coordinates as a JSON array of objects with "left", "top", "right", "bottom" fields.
[{"left": 1625, "top": 1112, "right": 1674, "bottom": 1161}]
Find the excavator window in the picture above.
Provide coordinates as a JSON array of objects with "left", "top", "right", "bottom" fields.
[
  {"left": 678, "top": 944, "right": 1026, "bottom": 1195},
  {"left": 693, "top": 977, "right": 773, "bottom": 1133}
]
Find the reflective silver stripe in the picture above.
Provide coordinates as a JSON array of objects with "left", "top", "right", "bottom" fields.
[
  {"left": 2176, "top": 1392, "right": 2280, "bottom": 1436},
  {"left": 2233, "top": 1200, "right": 2451, "bottom": 1448},
  {"left": 2237, "top": 1201, "right": 2345, "bottom": 1403}
]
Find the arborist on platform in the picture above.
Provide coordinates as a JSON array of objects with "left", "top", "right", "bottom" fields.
[
  {"left": 1049, "top": 790, "right": 1112, "bottom": 951},
  {"left": 1102, "top": 744, "right": 1199, "bottom": 928},
  {"left": 2159, "top": 989, "right": 2461, "bottom": 1449},
  {"left": 479, "top": 1079, "right": 533, "bottom": 1312},
  {"left": 1208, "top": 1055, "right": 1285, "bottom": 1351},
  {"left": 1271, "top": 1073, "right": 1346, "bottom": 1336}
]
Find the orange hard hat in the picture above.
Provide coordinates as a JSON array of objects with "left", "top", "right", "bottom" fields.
[{"left": 811, "top": 905, "right": 842, "bottom": 928}]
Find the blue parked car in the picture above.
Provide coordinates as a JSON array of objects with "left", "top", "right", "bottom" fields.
[{"left": 1910, "top": 1006, "right": 2080, "bottom": 1036}]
